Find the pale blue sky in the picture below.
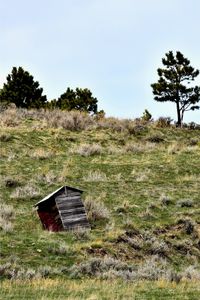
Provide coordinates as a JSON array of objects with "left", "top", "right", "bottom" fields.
[{"left": 0, "top": 0, "right": 200, "bottom": 122}]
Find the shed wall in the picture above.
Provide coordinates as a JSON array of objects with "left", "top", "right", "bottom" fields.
[{"left": 55, "top": 192, "right": 90, "bottom": 230}]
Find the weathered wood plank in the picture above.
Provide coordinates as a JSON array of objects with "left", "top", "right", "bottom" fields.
[
  {"left": 63, "top": 219, "right": 90, "bottom": 229},
  {"left": 55, "top": 192, "right": 90, "bottom": 230},
  {"left": 56, "top": 195, "right": 81, "bottom": 202},
  {"left": 56, "top": 203, "right": 84, "bottom": 211},
  {"left": 60, "top": 210, "right": 86, "bottom": 217},
  {"left": 62, "top": 214, "right": 87, "bottom": 222}
]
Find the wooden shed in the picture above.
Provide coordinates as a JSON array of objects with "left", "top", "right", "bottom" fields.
[{"left": 34, "top": 186, "right": 90, "bottom": 232}]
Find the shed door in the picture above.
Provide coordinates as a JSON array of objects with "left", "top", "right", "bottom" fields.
[{"left": 55, "top": 193, "right": 90, "bottom": 230}]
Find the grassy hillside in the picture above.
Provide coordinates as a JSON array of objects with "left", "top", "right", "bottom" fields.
[{"left": 0, "top": 107, "right": 200, "bottom": 299}]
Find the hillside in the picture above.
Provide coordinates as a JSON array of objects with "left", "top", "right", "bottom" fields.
[{"left": 0, "top": 107, "right": 200, "bottom": 299}]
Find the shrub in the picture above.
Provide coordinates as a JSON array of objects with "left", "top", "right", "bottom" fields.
[
  {"left": 160, "top": 195, "right": 172, "bottom": 206},
  {"left": 4, "top": 178, "right": 20, "bottom": 188},
  {"left": 48, "top": 243, "right": 69, "bottom": 255},
  {"left": 181, "top": 265, "right": 200, "bottom": 280},
  {"left": 10, "top": 184, "right": 41, "bottom": 199},
  {"left": 0, "top": 107, "right": 21, "bottom": 127},
  {"left": 70, "top": 256, "right": 131, "bottom": 279},
  {"left": 44, "top": 110, "right": 94, "bottom": 131},
  {"left": 188, "top": 138, "right": 199, "bottom": 146},
  {"left": 146, "top": 134, "right": 164, "bottom": 143},
  {"left": 84, "top": 196, "right": 110, "bottom": 222},
  {"left": 177, "top": 218, "right": 195, "bottom": 235},
  {"left": 83, "top": 171, "right": 107, "bottom": 182},
  {"left": 125, "top": 143, "right": 144, "bottom": 153},
  {"left": 0, "top": 203, "right": 15, "bottom": 232},
  {"left": 177, "top": 199, "right": 194, "bottom": 208},
  {"left": 73, "top": 143, "right": 102, "bottom": 156},
  {"left": 141, "top": 109, "right": 152, "bottom": 121},
  {"left": 0, "top": 134, "right": 13, "bottom": 142},
  {"left": 167, "top": 142, "right": 182, "bottom": 154},
  {"left": 73, "top": 227, "right": 90, "bottom": 241},
  {"left": 155, "top": 117, "right": 173, "bottom": 128},
  {"left": 30, "top": 148, "right": 54, "bottom": 160}
]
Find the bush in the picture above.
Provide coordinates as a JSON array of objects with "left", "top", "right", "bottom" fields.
[
  {"left": 155, "top": 117, "right": 173, "bottom": 128},
  {"left": 0, "top": 203, "right": 15, "bottom": 232},
  {"left": 10, "top": 184, "right": 41, "bottom": 199},
  {"left": 146, "top": 134, "right": 164, "bottom": 143},
  {"left": 177, "top": 199, "right": 194, "bottom": 208},
  {"left": 84, "top": 196, "right": 110, "bottom": 222},
  {"left": 72, "top": 143, "right": 102, "bottom": 156},
  {"left": 83, "top": 171, "right": 107, "bottom": 182}
]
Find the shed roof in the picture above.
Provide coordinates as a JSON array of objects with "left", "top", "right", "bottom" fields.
[{"left": 34, "top": 185, "right": 83, "bottom": 207}]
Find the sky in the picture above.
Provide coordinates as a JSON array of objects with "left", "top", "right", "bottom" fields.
[{"left": 0, "top": 0, "right": 200, "bottom": 122}]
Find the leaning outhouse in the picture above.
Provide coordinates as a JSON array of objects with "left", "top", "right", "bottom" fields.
[{"left": 34, "top": 186, "right": 90, "bottom": 232}]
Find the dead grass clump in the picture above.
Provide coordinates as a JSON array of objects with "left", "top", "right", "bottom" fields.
[
  {"left": 131, "top": 169, "right": 150, "bottom": 182},
  {"left": 107, "top": 145, "right": 123, "bottom": 155},
  {"left": 181, "top": 265, "right": 200, "bottom": 280},
  {"left": 139, "top": 208, "right": 155, "bottom": 220},
  {"left": 155, "top": 117, "right": 173, "bottom": 128},
  {"left": 149, "top": 240, "right": 169, "bottom": 257},
  {"left": 177, "top": 199, "right": 194, "bottom": 208},
  {"left": 83, "top": 171, "right": 107, "bottom": 182},
  {"left": 70, "top": 256, "right": 130, "bottom": 279},
  {"left": 73, "top": 227, "right": 90, "bottom": 241},
  {"left": 97, "top": 117, "right": 128, "bottom": 132},
  {"left": 146, "top": 134, "right": 164, "bottom": 143},
  {"left": 0, "top": 203, "right": 15, "bottom": 219},
  {"left": 160, "top": 194, "right": 172, "bottom": 206},
  {"left": 30, "top": 148, "right": 54, "bottom": 160},
  {"left": 0, "top": 203, "right": 15, "bottom": 232},
  {"left": 0, "top": 107, "right": 22, "bottom": 127},
  {"left": 36, "top": 172, "right": 57, "bottom": 185},
  {"left": 70, "top": 255, "right": 184, "bottom": 282},
  {"left": 72, "top": 143, "right": 102, "bottom": 156},
  {"left": 188, "top": 138, "right": 199, "bottom": 146},
  {"left": 4, "top": 178, "right": 20, "bottom": 188},
  {"left": 177, "top": 218, "right": 195, "bottom": 235},
  {"left": 48, "top": 243, "right": 69, "bottom": 255},
  {"left": 167, "top": 142, "right": 182, "bottom": 154},
  {"left": 43, "top": 110, "right": 94, "bottom": 131},
  {"left": 0, "top": 264, "right": 63, "bottom": 280},
  {"left": 10, "top": 184, "right": 41, "bottom": 199},
  {"left": 84, "top": 196, "right": 110, "bottom": 222},
  {"left": 0, "top": 134, "right": 13, "bottom": 142},
  {"left": 125, "top": 143, "right": 145, "bottom": 154}
]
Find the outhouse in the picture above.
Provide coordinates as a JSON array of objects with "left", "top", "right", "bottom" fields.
[{"left": 34, "top": 186, "right": 90, "bottom": 232}]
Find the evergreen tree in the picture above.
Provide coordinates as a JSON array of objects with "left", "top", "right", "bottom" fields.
[
  {"left": 151, "top": 51, "right": 200, "bottom": 126},
  {"left": 0, "top": 67, "right": 47, "bottom": 108},
  {"left": 57, "top": 87, "right": 98, "bottom": 113}
]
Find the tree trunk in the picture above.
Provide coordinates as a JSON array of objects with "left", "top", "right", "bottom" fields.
[{"left": 176, "top": 101, "right": 182, "bottom": 127}]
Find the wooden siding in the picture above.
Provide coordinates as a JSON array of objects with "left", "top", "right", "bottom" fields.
[{"left": 55, "top": 192, "right": 90, "bottom": 230}]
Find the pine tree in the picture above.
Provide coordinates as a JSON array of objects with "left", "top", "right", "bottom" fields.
[
  {"left": 57, "top": 87, "right": 98, "bottom": 113},
  {"left": 151, "top": 51, "right": 200, "bottom": 126},
  {"left": 0, "top": 67, "right": 47, "bottom": 108}
]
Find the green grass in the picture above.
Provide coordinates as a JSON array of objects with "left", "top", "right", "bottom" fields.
[
  {"left": 0, "top": 109, "right": 200, "bottom": 298},
  {"left": 0, "top": 279, "right": 200, "bottom": 300}
]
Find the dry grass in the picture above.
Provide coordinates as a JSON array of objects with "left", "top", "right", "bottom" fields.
[
  {"left": 30, "top": 148, "right": 55, "bottom": 160},
  {"left": 10, "top": 184, "right": 41, "bottom": 199},
  {"left": 84, "top": 196, "right": 110, "bottom": 222},
  {"left": 1, "top": 278, "right": 200, "bottom": 300},
  {"left": 83, "top": 171, "right": 107, "bottom": 182},
  {"left": 42, "top": 110, "right": 94, "bottom": 131},
  {"left": 71, "top": 143, "right": 102, "bottom": 156},
  {"left": 0, "top": 203, "right": 15, "bottom": 232},
  {"left": 0, "top": 107, "right": 21, "bottom": 127},
  {"left": 167, "top": 142, "right": 182, "bottom": 154}
]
